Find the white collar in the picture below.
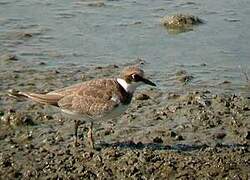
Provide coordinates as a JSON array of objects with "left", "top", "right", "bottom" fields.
[{"left": 117, "top": 78, "right": 142, "bottom": 94}]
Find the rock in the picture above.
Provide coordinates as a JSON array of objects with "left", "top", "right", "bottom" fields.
[
  {"left": 178, "top": 75, "right": 194, "bottom": 83},
  {"left": 169, "top": 131, "right": 177, "bottom": 137},
  {"left": 245, "top": 131, "right": 250, "bottom": 140},
  {"left": 38, "top": 62, "right": 46, "bottom": 65},
  {"left": 242, "top": 106, "right": 250, "bottom": 111},
  {"left": 213, "top": 132, "right": 226, "bottom": 140},
  {"left": 135, "top": 93, "right": 150, "bottom": 100},
  {"left": 161, "top": 14, "right": 203, "bottom": 29},
  {"left": 153, "top": 137, "right": 163, "bottom": 143},
  {"left": 0, "top": 153, "right": 12, "bottom": 167},
  {"left": 87, "top": 1, "right": 105, "bottom": 7},
  {"left": 220, "top": 80, "right": 231, "bottom": 84},
  {"left": 175, "top": 135, "right": 184, "bottom": 141},
  {"left": 175, "top": 70, "right": 193, "bottom": 83},
  {"left": 104, "top": 128, "right": 114, "bottom": 136},
  {"left": 22, "top": 115, "right": 35, "bottom": 125},
  {"left": 195, "top": 95, "right": 211, "bottom": 107}
]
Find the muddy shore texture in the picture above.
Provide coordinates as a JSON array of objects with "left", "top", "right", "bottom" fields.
[{"left": 0, "top": 60, "right": 249, "bottom": 179}]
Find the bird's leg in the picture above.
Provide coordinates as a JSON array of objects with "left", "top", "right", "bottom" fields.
[
  {"left": 87, "top": 122, "right": 95, "bottom": 149},
  {"left": 74, "top": 120, "right": 80, "bottom": 147}
]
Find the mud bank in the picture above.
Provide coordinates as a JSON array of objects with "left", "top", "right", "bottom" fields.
[{"left": 0, "top": 62, "right": 249, "bottom": 179}]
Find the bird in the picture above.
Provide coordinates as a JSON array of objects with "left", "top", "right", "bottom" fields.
[{"left": 8, "top": 66, "right": 156, "bottom": 149}]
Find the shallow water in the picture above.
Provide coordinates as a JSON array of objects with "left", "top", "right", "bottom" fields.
[{"left": 1, "top": 0, "right": 250, "bottom": 94}]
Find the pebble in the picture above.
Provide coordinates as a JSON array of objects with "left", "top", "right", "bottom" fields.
[
  {"left": 135, "top": 93, "right": 150, "bottom": 100},
  {"left": 245, "top": 131, "right": 250, "bottom": 140},
  {"left": 153, "top": 137, "right": 163, "bottom": 144},
  {"left": 175, "top": 135, "right": 184, "bottom": 141},
  {"left": 87, "top": 1, "right": 105, "bottom": 7},
  {"left": 213, "top": 132, "right": 226, "bottom": 140}
]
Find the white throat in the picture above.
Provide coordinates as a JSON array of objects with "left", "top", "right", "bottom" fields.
[{"left": 117, "top": 78, "right": 142, "bottom": 94}]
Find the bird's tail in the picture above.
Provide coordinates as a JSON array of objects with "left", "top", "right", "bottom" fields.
[{"left": 8, "top": 89, "right": 61, "bottom": 106}]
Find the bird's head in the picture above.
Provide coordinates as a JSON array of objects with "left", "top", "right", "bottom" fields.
[{"left": 117, "top": 66, "right": 156, "bottom": 94}]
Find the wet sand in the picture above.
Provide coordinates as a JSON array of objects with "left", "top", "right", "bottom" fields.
[{"left": 0, "top": 60, "right": 249, "bottom": 179}]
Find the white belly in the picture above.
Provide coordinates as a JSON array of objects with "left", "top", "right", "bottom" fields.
[
  {"left": 61, "top": 104, "right": 129, "bottom": 121},
  {"left": 102, "top": 104, "right": 129, "bottom": 119}
]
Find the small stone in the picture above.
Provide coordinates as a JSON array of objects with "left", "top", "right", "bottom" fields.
[
  {"left": 242, "top": 106, "right": 250, "bottom": 111},
  {"left": 104, "top": 128, "right": 114, "bottom": 136},
  {"left": 153, "top": 137, "right": 163, "bottom": 143},
  {"left": 87, "top": 1, "right": 105, "bottom": 7},
  {"left": 213, "top": 132, "right": 226, "bottom": 139},
  {"left": 23, "top": 33, "right": 32, "bottom": 38},
  {"left": 135, "top": 93, "right": 150, "bottom": 100},
  {"left": 0, "top": 111, "right": 4, "bottom": 116},
  {"left": 22, "top": 116, "right": 35, "bottom": 125},
  {"left": 175, "top": 135, "right": 184, "bottom": 141},
  {"left": 245, "top": 131, "right": 250, "bottom": 140},
  {"left": 43, "top": 115, "right": 53, "bottom": 120},
  {"left": 221, "top": 80, "right": 231, "bottom": 84},
  {"left": 83, "top": 151, "right": 94, "bottom": 160},
  {"left": 55, "top": 134, "right": 64, "bottom": 143},
  {"left": 0, "top": 154, "right": 12, "bottom": 167},
  {"left": 169, "top": 131, "right": 177, "bottom": 137},
  {"left": 38, "top": 62, "right": 46, "bottom": 65},
  {"left": 178, "top": 75, "right": 194, "bottom": 83}
]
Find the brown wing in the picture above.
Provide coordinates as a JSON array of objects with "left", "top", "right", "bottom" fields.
[
  {"left": 48, "top": 78, "right": 118, "bottom": 100},
  {"left": 56, "top": 78, "right": 123, "bottom": 116},
  {"left": 58, "top": 94, "right": 119, "bottom": 116}
]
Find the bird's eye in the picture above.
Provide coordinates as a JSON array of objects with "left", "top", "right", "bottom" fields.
[{"left": 131, "top": 74, "right": 140, "bottom": 81}]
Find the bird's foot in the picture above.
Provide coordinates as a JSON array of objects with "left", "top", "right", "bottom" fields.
[
  {"left": 87, "top": 122, "right": 95, "bottom": 149},
  {"left": 74, "top": 120, "right": 80, "bottom": 147}
]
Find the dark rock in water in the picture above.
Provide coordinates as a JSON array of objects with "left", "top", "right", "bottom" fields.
[
  {"left": 161, "top": 14, "right": 203, "bottom": 29},
  {"left": 220, "top": 80, "right": 231, "bottom": 84},
  {"left": 87, "top": 1, "right": 105, "bottom": 7},
  {"left": 7, "top": 31, "right": 33, "bottom": 40},
  {"left": 38, "top": 62, "right": 46, "bottom": 65},
  {"left": 175, "top": 69, "right": 194, "bottom": 83},
  {"left": 175, "top": 69, "right": 188, "bottom": 76},
  {"left": 178, "top": 75, "right": 194, "bottom": 83},
  {"left": 153, "top": 137, "right": 163, "bottom": 143}
]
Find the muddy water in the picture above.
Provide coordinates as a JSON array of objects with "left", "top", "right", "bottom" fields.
[
  {"left": 1, "top": 0, "right": 250, "bottom": 92},
  {"left": 0, "top": 0, "right": 250, "bottom": 179}
]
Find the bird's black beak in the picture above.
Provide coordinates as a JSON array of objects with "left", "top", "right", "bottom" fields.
[{"left": 141, "top": 77, "right": 156, "bottom": 86}]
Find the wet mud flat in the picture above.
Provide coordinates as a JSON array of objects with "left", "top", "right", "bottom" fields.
[{"left": 0, "top": 61, "right": 250, "bottom": 179}]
